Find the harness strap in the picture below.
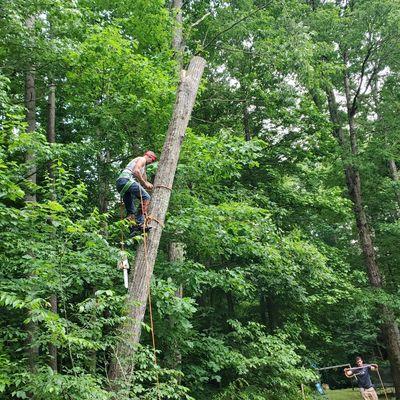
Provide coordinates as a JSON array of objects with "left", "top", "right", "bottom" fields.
[
  {"left": 118, "top": 171, "right": 137, "bottom": 197},
  {"left": 120, "top": 178, "right": 135, "bottom": 197}
]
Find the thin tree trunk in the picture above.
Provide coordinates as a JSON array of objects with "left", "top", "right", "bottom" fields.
[
  {"left": 98, "top": 149, "right": 110, "bottom": 213},
  {"left": 24, "top": 17, "right": 39, "bottom": 378},
  {"left": 243, "top": 105, "right": 251, "bottom": 142},
  {"left": 47, "top": 83, "right": 56, "bottom": 144},
  {"left": 167, "top": 0, "right": 185, "bottom": 376},
  {"left": 47, "top": 83, "right": 58, "bottom": 372},
  {"left": 172, "top": 0, "right": 183, "bottom": 71},
  {"left": 167, "top": 242, "right": 184, "bottom": 375},
  {"left": 108, "top": 56, "right": 206, "bottom": 389},
  {"left": 48, "top": 295, "right": 58, "bottom": 372},
  {"left": 25, "top": 58, "right": 36, "bottom": 200}
]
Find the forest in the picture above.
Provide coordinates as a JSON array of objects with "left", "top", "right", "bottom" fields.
[{"left": 1, "top": 0, "right": 400, "bottom": 399}]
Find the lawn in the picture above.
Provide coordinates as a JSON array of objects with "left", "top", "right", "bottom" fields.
[
  {"left": 324, "top": 388, "right": 361, "bottom": 399},
  {"left": 324, "top": 388, "right": 395, "bottom": 399}
]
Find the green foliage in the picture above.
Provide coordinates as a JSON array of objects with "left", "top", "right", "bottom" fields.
[{"left": 2, "top": 0, "right": 400, "bottom": 398}]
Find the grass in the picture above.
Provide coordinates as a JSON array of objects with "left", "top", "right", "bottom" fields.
[
  {"left": 324, "top": 388, "right": 361, "bottom": 399},
  {"left": 324, "top": 387, "right": 395, "bottom": 399}
]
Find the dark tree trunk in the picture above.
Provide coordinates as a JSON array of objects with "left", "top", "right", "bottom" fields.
[
  {"left": 108, "top": 56, "right": 206, "bottom": 390},
  {"left": 24, "top": 17, "right": 39, "bottom": 377},
  {"left": 98, "top": 149, "right": 110, "bottom": 213},
  {"left": 243, "top": 105, "right": 251, "bottom": 142}
]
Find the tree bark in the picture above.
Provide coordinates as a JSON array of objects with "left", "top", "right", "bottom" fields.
[
  {"left": 243, "top": 105, "right": 251, "bottom": 142},
  {"left": 108, "top": 56, "right": 206, "bottom": 388},
  {"left": 172, "top": 0, "right": 184, "bottom": 71},
  {"left": 98, "top": 149, "right": 110, "bottom": 213},
  {"left": 46, "top": 83, "right": 58, "bottom": 373},
  {"left": 24, "top": 17, "right": 39, "bottom": 378},
  {"left": 25, "top": 63, "right": 36, "bottom": 201},
  {"left": 48, "top": 295, "right": 58, "bottom": 372},
  {"left": 47, "top": 83, "right": 56, "bottom": 144},
  {"left": 166, "top": 242, "right": 184, "bottom": 375}
]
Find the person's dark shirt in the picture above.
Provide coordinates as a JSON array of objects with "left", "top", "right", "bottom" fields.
[{"left": 351, "top": 366, "right": 373, "bottom": 389}]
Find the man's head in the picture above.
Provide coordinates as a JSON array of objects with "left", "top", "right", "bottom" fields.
[
  {"left": 144, "top": 150, "right": 157, "bottom": 164},
  {"left": 355, "top": 356, "right": 363, "bottom": 366}
]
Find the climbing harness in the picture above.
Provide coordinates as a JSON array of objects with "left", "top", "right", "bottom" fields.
[{"left": 118, "top": 171, "right": 136, "bottom": 197}]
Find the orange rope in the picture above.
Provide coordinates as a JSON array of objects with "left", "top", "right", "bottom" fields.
[{"left": 154, "top": 184, "right": 172, "bottom": 191}]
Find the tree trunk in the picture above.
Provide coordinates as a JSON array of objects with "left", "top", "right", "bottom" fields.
[
  {"left": 388, "top": 160, "right": 400, "bottom": 217},
  {"left": 327, "top": 88, "right": 400, "bottom": 398},
  {"left": 108, "top": 56, "right": 206, "bottom": 389},
  {"left": 172, "top": 0, "right": 183, "bottom": 71},
  {"left": 46, "top": 83, "right": 58, "bottom": 373},
  {"left": 25, "top": 30, "right": 36, "bottom": 203},
  {"left": 47, "top": 83, "right": 56, "bottom": 144},
  {"left": 243, "top": 105, "right": 251, "bottom": 142},
  {"left": 48, "top": 294, "right": 58, "bottom": 372},
  {"left": 24, "top": 17, "right": 39, "bottom": 378},
  {"left": 167, "top": 242, "right": 184, "bottom": 375},
  {"left": 98, "top": 149, "right": 110, "bottom": 213}
]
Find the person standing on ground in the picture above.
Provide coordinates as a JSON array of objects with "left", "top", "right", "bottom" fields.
[
  {"left": 344, "top": 356, "right": 378, "bottom": 400},
  {"left": 116, "top": 151, "right": 157, "bottom": 235}
]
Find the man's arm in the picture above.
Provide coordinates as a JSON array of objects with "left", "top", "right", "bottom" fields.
[
  {"left": 133, "top": 157, "right": 153, "bottom": 190},
  {"left": 370, "top": 364, "right": 378, "bottom": 371},
  {"left": 344, "top": 368, "right": 354, "bottom": 378}
]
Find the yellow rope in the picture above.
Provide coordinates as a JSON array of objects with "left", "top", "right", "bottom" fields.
[{"left": 376, "top": 368, "right": 389, "bottom": 400}]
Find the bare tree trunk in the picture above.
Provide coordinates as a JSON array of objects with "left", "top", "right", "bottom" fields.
[
  {"left": 167, "top": 0, "right": 185, "bottom": 376},
  {"left": 24, "top": 17, "right": 39, "bottom": 378},
  {"left": 48, "top": 295, "right": 58, "bottom": 372},
  {"left": 108, "top": 56, "right": 206, "bottom": 389},
  {"left": 172, "top": 0, "right": 183, "bottom": 71},
  {"left": 327, "top": 87, "right": 400, "bottom": 398},
  {"left": 25, "top": 52, "right": 36, "bottom": 201},
  {"left": 47, "top": 83, "right": 56, "bottom": 144},
  {"left": 98, "top": 149, "right": 110, "bottom": 213},
  {"left": 243, "top": 105, "right": 251, "bottom": 142},
  {"left": 47, "top": 83, "right": 58, "bottom": 372},
  {"left": 166, "top": 242, "right": 184, "bottom": 375}
]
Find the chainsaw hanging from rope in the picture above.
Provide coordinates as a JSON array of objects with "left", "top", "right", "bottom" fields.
[{"left": 117, "top": 250, "right": 130, "bottom": 289}]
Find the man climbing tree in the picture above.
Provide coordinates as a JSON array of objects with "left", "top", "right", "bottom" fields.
[{"left": 116, "top": 151, "right": 157, "bottom": 235}]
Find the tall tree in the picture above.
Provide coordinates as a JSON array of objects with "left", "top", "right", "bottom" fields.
[
  {"left": 108, "top": 56, "right": 206, "bottom": 389},
  {"left": 308, "top": 1, "right": 400, "bottom": 394}
]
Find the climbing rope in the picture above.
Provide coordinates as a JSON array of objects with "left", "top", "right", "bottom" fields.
[{"left": 376, "top": 369, "right": 389, "bottom": 400}]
